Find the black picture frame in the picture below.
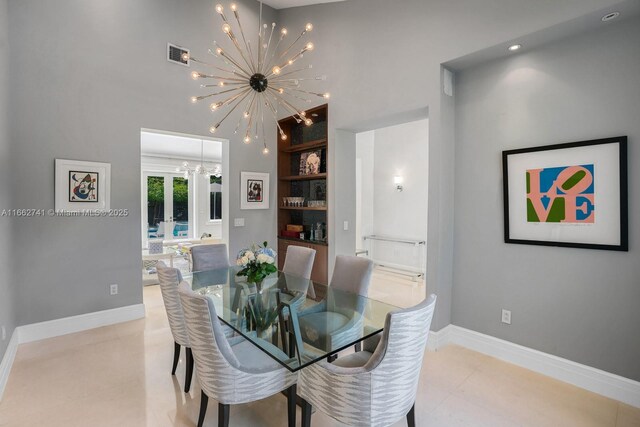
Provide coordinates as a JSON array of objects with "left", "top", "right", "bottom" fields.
[{"left": 502, "top": 136, "right": 628, "bottom": 251}]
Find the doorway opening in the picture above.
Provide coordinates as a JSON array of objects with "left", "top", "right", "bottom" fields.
[
  {"left": 354, "top": 118, "right": 428, "bottom": 308},
  {"left": 140, "top": 129, "right": 229, "bottom": 285}
]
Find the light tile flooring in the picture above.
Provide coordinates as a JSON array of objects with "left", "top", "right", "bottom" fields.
[{"left": 1, "top": 285, "right": 639, "bottom": 427}]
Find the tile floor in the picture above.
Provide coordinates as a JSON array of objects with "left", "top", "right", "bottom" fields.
[{"left": 1, "top": 285, "right": 638, "bottom": 427}]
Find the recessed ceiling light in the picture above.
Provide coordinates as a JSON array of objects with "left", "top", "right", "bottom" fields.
[
  {"left": 601, "top": 12, "right": 620, "bottom": 22},
  {"left": 508, "top": 44, "right": 522, "bottom": 52}
]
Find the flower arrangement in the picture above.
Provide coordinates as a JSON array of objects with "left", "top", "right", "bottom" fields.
[{"left": 236, "top": 241, "right": 277, "bottom": 285}]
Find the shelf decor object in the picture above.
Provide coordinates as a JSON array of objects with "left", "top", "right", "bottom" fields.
[
  {"left": 241, "top": 171, "right": 270, "bottom": 210},
  {"left": 502, "top": 136, "right": 628, "bottom": 251},
  {"left": 185, "top": 2, "right": 329, "bottom": 155},
  {"left": 55, "top": 159, "right": 111, "bottom": 212}
]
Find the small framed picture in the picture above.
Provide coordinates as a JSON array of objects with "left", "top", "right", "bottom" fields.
[
  {"left": 55, "top": 159, "right": 111, "bottom": 212},
  {"left": 299, "top": 150, "right": 322, "bottom": 175},
  {"left": 502, "top": 136, "right": 627, "bottom": 251},
  {"left": 240, "top": 171, "right": 269, "bottom": 210}
]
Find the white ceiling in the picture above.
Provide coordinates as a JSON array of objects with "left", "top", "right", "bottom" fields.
[
  {"left": 262, "top": 0, "right": 345, "bottom": 10},
  {"left": 140, "top": 131, "right": 222, "bottom": 161}
]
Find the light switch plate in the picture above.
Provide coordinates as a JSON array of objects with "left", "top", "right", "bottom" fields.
[
  {"left": 343, "top": 221, "right": 349, "bottom": 231},
  {"left": 234, "top": 218, "right": 245, "bottom": 227}
]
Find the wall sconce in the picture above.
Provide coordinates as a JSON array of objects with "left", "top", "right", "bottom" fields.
[{"left": 394, "top": 175, "right": 404, "bottom": 192}]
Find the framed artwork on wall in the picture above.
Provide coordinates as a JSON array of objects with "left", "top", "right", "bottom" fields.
[
  {"left": 55, "top": 159, "right": 111, "bottom": 212},
  {"left": 299, "top": 150, "right": 322, "bottom": 175},
  {"left": 240, "top": 171, "right": 269, "bottom": 210},
  {"left": 502, "top": 136, "right": 627, "bottom": 251}
]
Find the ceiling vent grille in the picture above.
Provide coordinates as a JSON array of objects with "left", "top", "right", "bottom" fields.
[{"left": 167, "top": 43, "right": 190, "bottom": 67}]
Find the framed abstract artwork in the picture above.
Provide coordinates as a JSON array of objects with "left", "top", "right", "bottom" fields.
[
  {"left": 55, "top": 159, "right": 111, "bottom": 212},
  {"left": 240, "top": 171, "right": 269, "bottom": 210},
  {"left": 502, "top": 136, "right": 627, "bottom": 251}
]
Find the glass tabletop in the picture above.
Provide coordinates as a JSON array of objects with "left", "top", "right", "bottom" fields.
[{"left": 183, "top": 266, "right": 400, "bottom": 372}]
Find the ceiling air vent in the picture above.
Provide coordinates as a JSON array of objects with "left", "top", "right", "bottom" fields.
[{"left": 167, "top": 43, "right": 190, "bottom": 67}]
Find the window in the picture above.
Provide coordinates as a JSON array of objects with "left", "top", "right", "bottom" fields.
[{"left": 210, "top": 175, "right": 222, "bottom": 220}]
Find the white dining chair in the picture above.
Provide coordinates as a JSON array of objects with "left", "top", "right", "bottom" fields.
[
  {"left": 298, "top": 294, "right": 437, "bottom": 427},
  {"left": 177, "top": 281, "right": 298, "bottom": 427},
  {"left": 297, "top": 255, "right": 374, "bottom": 353},
  {"left": 282, "top": 245, "right": 316, "bottom": 304},
  {"left": 156, "top": 261, "right": 194, "bottom": 393},
  {"left": 191, "top": 243, "right": 230, "bottom": 272}
]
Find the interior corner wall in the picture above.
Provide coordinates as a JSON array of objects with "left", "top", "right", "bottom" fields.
[
  {"left": 453, "top": 17, "right": 640, "bottom": 380},
  {"left": 7, "top": 0, "right": 278, "bottom": 327},
  {"left": 0, "top": 0, "right": 16, "bottom": 360}
]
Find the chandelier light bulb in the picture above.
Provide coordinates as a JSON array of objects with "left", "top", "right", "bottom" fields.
[
  {"left": 230, "top": 3, "right": 237, "bottom": 11},
  {"left": 191, "top": 71, "right": 200, "bottom": 80},
  {"left": 281, "top": 134, "right": 287, "bottom": 141},
  {"left": 306, "top": 42, "right": 314, "bottom": 51},
  {"left": 216, "top": 47, "right": 223, "bottom": 55},
  {"left": 272, "top": 66, "right": 281, "bottom": 75},
  {"left": 218, "top": 81, "right": 225, "bottom": 87},
  {"left": 190, "top": 96, "right": 198, "bottom": 103},
  {"left": 222, "top": 23, "right": 231, "bottom": 34},
  {"left": 305, "top": 23, "right": 313, "bottom": 32},
  {"left": 215, "top": 4, "right": 223, "bottom": 14},
  {"left": 243, "top": 135, "right": 251, "bottom": 144},
  {"left": 210, "top": 102, "right": 221, "bottom": 111},
  {"left": 209, "top": 125, "right": 217, "bottom": 133},
  {"left": 278, "top": 88, "right": 284, "bottom": 94},
  {"left": 262, "top": 147, "right": 270, "bottom": 155},
  {"left": 300, "top": 111, "right": 306, "bottom": 117},
  {"left": 323, "top": 93, "right": 330, "bottom": 99},
  {"left": 181, "top": 52, "right": 190, "bottom": 62},
  {"left": 281, "top": 28, "right": 288, "bottom": 36},
  {"left": 243, "top": 111, "right": 250, "bottom": 118},
  {"left": 305, "top": 119, "right": 313, "bottom": 126},
  {"left": 182, "top": 161, "right": 189, "bottom": 168}
]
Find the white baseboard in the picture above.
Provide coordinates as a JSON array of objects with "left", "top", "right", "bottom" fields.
[
  {"left": 18, "top": 304, "right": 145, "bottom": 344},
  {"left": 0, "top": 303, "right": 145, "bottom": 401},
  {"left": 0, "top": 330, "right": 19, "bottom": 401},
  {"left": 428, "top": 325, "right": 640, "bottom": 409}
]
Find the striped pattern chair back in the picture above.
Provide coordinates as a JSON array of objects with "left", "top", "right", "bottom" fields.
[{"left": 156, "top": 261, "right": 189, "bottom": 347}]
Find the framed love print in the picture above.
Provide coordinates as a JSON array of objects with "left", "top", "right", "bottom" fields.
[{"left": 502, "top": 136, "right": 627, "bottom": 251}]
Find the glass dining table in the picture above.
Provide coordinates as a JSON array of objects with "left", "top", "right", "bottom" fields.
[{"left": 183, "top": 266, "right": 399, "bottom": 372}]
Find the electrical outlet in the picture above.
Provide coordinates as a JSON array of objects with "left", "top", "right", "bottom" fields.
[
  {"left": 501, "top": 309, "right": 511, "bottom": 325},
  {"left": 1, "top": 325, "right": 6, "bottom": 341},
  {"left": 110, "top": 284, "right": 119, "bottom": 295},
  {"left": 234, "top": 218, "right": 245, "bottom": 227},
  {"left": 343, "top": 221, "right": 349, "bottom": 231}
]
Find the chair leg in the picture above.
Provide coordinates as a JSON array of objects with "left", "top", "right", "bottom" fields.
[
  {"left": 286, "top": 384, "right": 297, "bottom": 427},
  {"left": 327, "top": 354, "right": 337, "bottom": 363},
  {"left": 171, "top": 342, "right": 180, "bottom": 375},
  {"left": 184, "top": 347, "right": 194, "bottom": 393},
  {"left": 406, "top": 403, "right": 415, "bottom": 427},
  {"left": 197, "top": 391, "right": 209, "bottom": 427},
  {"left": 218, "top": 402, "right": 230, "bottom": 427},
  {"left": 354, "top": 342, "right": 362, "bottom": 352},
  {"left": 301, "top": 398, "right": 312, "bottom": 427}
]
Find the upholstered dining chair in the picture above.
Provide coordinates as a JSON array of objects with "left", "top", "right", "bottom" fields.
[
  {"left": 297, "top": 255, "right": 374, "bottom": 353},
  {"left": 191, "top": 243, "right": 230, "bottom": 272},
  {"left": 177, "top": 282, "right": 298, "bottom": 427},
  {"left": 282, "top": 245, "right": 316, "bottom": 306},
  {"left": 298, "top": 294, "right": 437, "bottom": 427},
  {"left": 156, "top": 261, "right": 194, "bottom": 393}
]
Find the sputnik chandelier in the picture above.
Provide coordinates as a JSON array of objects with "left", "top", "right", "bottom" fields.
[{"left": 184, "top": 2, "right": 329, "bottom": 155}]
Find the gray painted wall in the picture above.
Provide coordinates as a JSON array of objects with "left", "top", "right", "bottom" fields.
[
  {"left": 0, "top": 0, "right": 16, "bottom": 360},
  {"left": 453, "top": 18, "right": 640, "bottom": 380},
  {"left": 7, "top": 0, "right": 277, "bottom": 326},
  {"left": 279, "top": 0, "right": 622, "bottom": 329}
]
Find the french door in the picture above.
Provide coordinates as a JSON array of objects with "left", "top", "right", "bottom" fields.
[{"left": 142, "top": 172, "right": 194, "bottom": 246}]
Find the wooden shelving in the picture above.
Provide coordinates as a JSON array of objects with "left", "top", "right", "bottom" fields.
[
  {"left": 282, "top": 139, "right": 328, "bottom": 153},
  {"left": 277, "top": 104, "right": 329, "bottom": 285},
  {"left": 279, "top": 173, "right": 327, "bottom": 181},
  {"left": 279, "top": 206, "right": 327, "bottom": 211}
]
